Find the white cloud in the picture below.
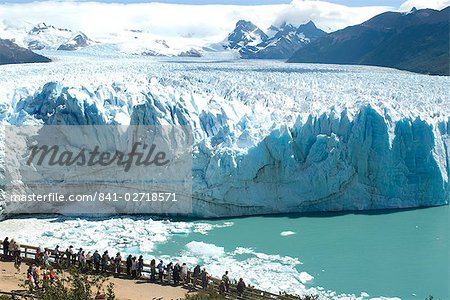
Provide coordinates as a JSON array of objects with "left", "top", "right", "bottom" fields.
[
  {"left": 399, "top": 0, "right": 450, "bottom": 11},
  {"left": 0, "top": 0, "right": 447, "bottom": 43},
  {"left": 0, "top": 1, "right": 286, "bottom": 41},
  {"left": 273, "top": 0, "right": 393, "bottom": 32}
]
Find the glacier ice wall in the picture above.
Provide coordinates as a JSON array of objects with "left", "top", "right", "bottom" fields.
[{"left": 0, "top": 59, "right": 449, "bottom": 217}]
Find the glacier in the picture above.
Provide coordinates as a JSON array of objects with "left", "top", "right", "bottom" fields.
[{"left": 0, "top": 53, "right": 449, "bottom": 217}]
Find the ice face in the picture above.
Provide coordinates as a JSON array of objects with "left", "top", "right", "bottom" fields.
[{"left": 0, "top": 54, "right": 449, "bottom": 217}]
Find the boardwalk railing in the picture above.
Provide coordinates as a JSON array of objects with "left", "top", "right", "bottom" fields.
[
  {"left": 0, "top": 290, "right": 36, "bottom": 299},
  {"left": 1, "top": 240, "right": 303, "bottom": 300}
]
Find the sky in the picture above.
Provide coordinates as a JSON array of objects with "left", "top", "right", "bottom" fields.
[
  {"left": 0, "top": 0, "right": 448, "bottom": 42},
  {"left": 0, "top": 0, "right": 407, "bottom": 5}
]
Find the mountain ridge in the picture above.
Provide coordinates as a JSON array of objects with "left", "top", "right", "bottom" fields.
[
  {"left": 288, "top": 7, "right": 450, "bottom": 75},
  {"left": 0, "top": 38, "right": 51, "bottom": 65}
]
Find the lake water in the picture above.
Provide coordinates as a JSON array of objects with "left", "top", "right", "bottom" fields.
[{"left": 0, "top": 205, "right": 448, "bottom": 299}]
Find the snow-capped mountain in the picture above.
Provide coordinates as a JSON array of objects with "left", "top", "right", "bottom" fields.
[
  {"left": 226, "top": 20, "right": 268, "bottom": 51},
  {"left": 0, "top": 22, "right": 94, "bottom": 52},
  {"left": 225, "top": 20, "right": 326, "bottom": 59},
  {"left": 57, "top": 32, "right": 93, "bottom": 51},
  {"left": 26, "top": 22, "right": 73, "bottom": 50}
]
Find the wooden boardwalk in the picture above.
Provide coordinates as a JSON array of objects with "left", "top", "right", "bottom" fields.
[{"left": 1, "top": 241, "right": 306, "bottom": 300}]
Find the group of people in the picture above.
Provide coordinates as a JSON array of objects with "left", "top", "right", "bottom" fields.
[
  {"left": 2, "top": 237, "right": 22, "bottom": 272},
  {"left": 2, "top": 237, "right": 247, "bottom": 296}
]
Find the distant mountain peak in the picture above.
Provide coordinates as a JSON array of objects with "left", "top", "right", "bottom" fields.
[
  {"left": 225, "top": 19, "right": 326, "bottom": 59},
  {"left": 57, "top": 32, "right": 93, "bottom": 51},
  {"left": 227, "top": 20, "right": 268, "bottom": 49},
  {"left": 29, "top": 22, "right": 71, "bottom": 35}
]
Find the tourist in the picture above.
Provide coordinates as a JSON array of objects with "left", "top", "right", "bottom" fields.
[
  {"left": 131, "top": 256, "right": 138, "bottom": 278},
  {"left": 80, "top": 251, "right": 87, "bottom": 271},
  {"left": 43, "top": 248, "right": 50, "bottom": 268},
  {"left": 101, "top": 251, "right": 109, "bottom": 273},
  {"left": 8, "top": 239, "right": 16, "bottom": 258},
  {"left": 126, "top": 255, "right": 132, "bottom": 276},
  {"left": 2, "top": 237, "right": 9, "bottom": 259},
  {"left": 109, "top": 257, "right": 115, "bottom": 273},
  {"left": 65, "top": 247, "right": 71, "bottom": 266},
  {"left": 34, "top": 265, "right": 41, "bottom": 288},
  {"left": 114, "top": 252, "right": 122, "bottom": 276},
  {"left": 93, "top": 250, "right": 101, "bottom": 273},
  {"left": 35, "top": 248, "right": 41, "bottom": 266},
  {"left": 14, "top": 252, "right": 21, "bottom": 273},
  {"left": 157, "top": 260, "right": 164, "bottom": 283},
  {"left": 222, "top": 270, "right": 230, "bottom": 292},
  {"left": 68, "top": 245, "right": 74, "bottom": 266},
  {"left": 180, "top": 263, "right": 188, "bottom": 284},
  {"left": 173, "top": 262, "right": 181, "bottom": 285},
  {"left": 201, "top": 268, "right": 209, "bottom": 289},
  {"left": 69, "top": 245, "right": 76, "bottom": 265},
  {"left": 77, "top": 248, "right": 84, "bottom": 268},
  {"left": 166, "top": 262, "right": 173, "bottom": 284},
  {"left": 54, "top": 245, "right": 60, "bottom": 264},
  {"left": 49, "top": 268, "right": 56, "bottom": 286},
  {"left": 138, "top": 255, "right": 144, "bottom": 278},
  {"left": 237, "top": 278, "right": 246, "bottom": 296},
  {"left": 193, "top": 265, "right": 201, "bottom": 287},
  {"left": 27, "top": 265, "right": 35, "bottom": 290},
  {"left": 86, "top": 251, "right": 93, "bottom": 270},
  {"left": 150, "top": 259, "right": 156, "bottom": 281}
]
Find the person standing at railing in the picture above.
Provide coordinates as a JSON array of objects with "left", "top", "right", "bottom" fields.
[
  {"left": 86, "top": 251, "right": 93, "bottom": 270},
  {"left": 138, "top": 255, "right": 144, "bottom": 278},
  {"left": 77, "top": 248, "right": 84, "bottom": 268},
  {"left": 65, "top": 247, "right": 70, "bottom": 266},
  {"left": 131, "top": 256, "right": 138, "bottom": 278},
  {"left": 93, "top": 250, "right": 101, "bottom": 273},
  {"left": 9, "top": 239, "right": 16, "bottom": 259},
  {"left": 173, "top": 262, "right": 181, "bottom": 285},
  {"left": 35, "top": 248, "right": 42, "bottom": 266},
  {"left": 126, "top": 254, "right": 132, "bottom": 277},
  {"left": 222, "top": 271, "right": 230, "bottom": 292},
  {"left": 2, "top": 237, "right": 9, "bottom": 259},
  {"left": 193, "top": 264, "right": 201, "bottom": 287},
  {"left": 166, "top": 262, "right": 173, "bottom": 284},
  {"left": 157, "top": 260, "right": 165, "bottom": 283},
  {"left": 53, "top": 245, "right": 60, "bottom": 265},
  {"left": 80, "top": 250, "right": 87, "bottom": 272},
  {"left": 201, "top": 268, "right": 209, "bottom": 289},
  {"left": 43, "top": 248, "right": 50, "bottom": 268},
  {"left": 67, "top": 245, "right": 74, "bottom": 266},
  {"left": 150, "top": 259, "right": 156, "bottom": 282},
  {"left": 180, "top": 263, "right": 188, "bottom": 284},
  {"left": 101, "top": 251, "right": 110, "bottom": 273},
  {"left": 237, "top": 278, "right": 246, "bottom": 297},
  {"left": 114, "top": 252, "right": 122, "bottom": 276}
]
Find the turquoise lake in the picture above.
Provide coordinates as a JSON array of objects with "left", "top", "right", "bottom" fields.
[
  {"left": 0, "top": 206, "right": 448, "bottom": 299},
  {"left": 156, "top": 206, "right": 449, "bottom": 299}
]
